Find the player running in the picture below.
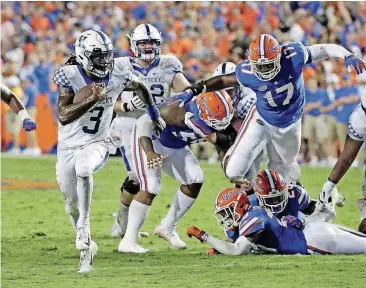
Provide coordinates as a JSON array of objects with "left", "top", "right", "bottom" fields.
[
  {"left": 118, "top": 91, "right": 235, "bottom": 253},
  {"left": 187, "top": 169, "right": 366, "bottom": 255},
  {"left": 109, "top": 24, "right": 191, "bottom": 238},
  {"left": 1, "top": 84, "right": 36, "bottom": 131},
  {"left": 52, "top": 30, "right": 163, "bottom": 272},
  {"left": 318, "top": 98, "right": 366, "bottom": 234},
  {"left": 180, "top": 34, "right": 365, "bottom": 183}
]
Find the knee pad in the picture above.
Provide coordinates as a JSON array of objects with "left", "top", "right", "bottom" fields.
[
  {"left": 121, "top": 176, "right": 140, "bottom": 195},
  {"left": 75, "top": 163, "right": 93, "bottom": 178}
]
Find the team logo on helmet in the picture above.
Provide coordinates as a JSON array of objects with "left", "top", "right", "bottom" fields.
[
  {"left": 221, "top": 189, "right": 240, "bottom": 201},
  {"left": 200, "top": 97, "right": 219, "bottom": 119}
]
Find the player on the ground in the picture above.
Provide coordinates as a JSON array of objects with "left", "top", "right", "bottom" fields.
[
  {"left": 1, "top": 84, "right": 36, "bottom": 131},
  {"left": 318, "top": 99, "right": 366, "bottom": 234},
  {"left": 179, "top": 34, "right": 366, "bottom": 183},
  {"left": 109, "top": 24, "right": 191, "bottom": 238},
  {"left": 118, "top": 91, "right": 235, "bottom": 253},
  {"left": 187, "top": 169, "right": 366, "bottom": 255},
  {"left": 53, "top": 30, "right": 163, "bottom": 272}
]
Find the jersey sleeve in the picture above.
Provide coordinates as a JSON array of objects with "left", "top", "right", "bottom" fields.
[
  {"left": 291, "top": 184, "right": 311, "bottom": 211},
  {"left": 168, "top": 56, "right": 183, "bottom": 74},
  {"left": 114, "top": 61, "right": 140, "bottom": 89},
  {"left": 53, "top": 67, "right": 72, "bottom": 88},
  {"left": 239, "top": 211, "right": 265, "bottom": 237},
  {"left": 235, "top": 60, "right": 253, "bottom": 86},
  {"left": 185, "top": 115, "right": 214, "bottom": 137},
  {"left": 282, "top": 42, "right": 311, "bottom": 72}
]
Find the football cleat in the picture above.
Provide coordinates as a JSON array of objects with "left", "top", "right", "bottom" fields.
[
  {"left": 76, "top": 223, "right": 90, "bottom": 251},
  {"left": 77, "top": 240, "right": 98, "bottom": 273},
  {"left": 154, "top": 224, "right": 186, "bottom": 249},
  {"left": 111, "top": 212, "right": 149, "bottom": 238},
  {"left": 117, "top": 240, "right": 148, "bottom": 253}
]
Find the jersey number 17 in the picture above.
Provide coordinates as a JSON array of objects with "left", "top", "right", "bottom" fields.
[{"left": 264, "top": 82, "right": 294, "bottom": 107}]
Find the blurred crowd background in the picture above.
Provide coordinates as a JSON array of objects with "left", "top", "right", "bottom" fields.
[{"left": 1, "top": 1, "right": 365, "bottom": 166}]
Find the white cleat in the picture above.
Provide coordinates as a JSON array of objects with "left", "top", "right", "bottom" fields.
[
  {"left": 154, "top": 224, "right": 186, "bottom": 249},
  {"left": 77, "top": 240, "right": 98, "bottom": 273},
  {"left": 118, "top": 240, "right": 148, "bottom": 253},
  {"left": 76, "top": 224, "right": 90, "bottom": 251},
  {"left": 111, "top": 212, "right": 149, "bottom": 238}
]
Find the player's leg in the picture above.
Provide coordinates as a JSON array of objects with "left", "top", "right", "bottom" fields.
[
  {"left": 225, "top": 107, "right": 267, "bottom": 181},
  {"left": 118, "top": 129, "right": 165, "bottom": 253},
  {"left": 304, "top": 222, "right": 366, "bottom": 254},
  {"left": 155, "top": 146, "right": 204, "bottom": 248},
  {"left": 56, "top": 148, "right": 78, "bottom": 231},
  {"left": 74, "top": 141, "right": 109, "bottom": 251},
  {"left": 268, "top": 118, "right": 302, "bottom": 182}
]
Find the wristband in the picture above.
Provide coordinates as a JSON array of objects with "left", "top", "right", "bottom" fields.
[
  {"left": 120, "top": 102, "right": 129, "bottom": 112},
  {"left": 18, "top": 109, "right": 31, "bottom": 121},
  {"left": 328, "top": 177, "right": 338, "bottom": 185},
  {"left": 147, "top": 105, "right": 160, "bottom": 120}
]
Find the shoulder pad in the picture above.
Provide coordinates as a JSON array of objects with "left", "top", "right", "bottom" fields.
[
  {"left": 53, "top": 66, "right": 72, "bottom": 88},
  {"left": 160, "top": 55, "right": 183, "bottom": 73}
]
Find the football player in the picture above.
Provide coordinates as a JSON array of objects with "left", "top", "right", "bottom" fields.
[
  {"left": 179, "top": 34, "right": 366, "bottom": 183},
  {"left": 187, "top": 169, "right": 366, "bottom": 255},
  {"left": 52, "top": 30, "right": 163, "bottom": 272},
  {"left": 109, "top": 24, "right": 191, "bottom": 238},
  {"left": 1, "top": 84, "right": 36, "bottom": 131},
  {"left": 318, "top": 99, "right": 366, "bottom": 234},
  {"left": 118, "top": 91, "right": 235, "bottom": 253}
]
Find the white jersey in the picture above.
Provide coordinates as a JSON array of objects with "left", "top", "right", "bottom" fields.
[
  {"left": 117, "top": 55, "right": 183, "bottom": 118},
  {"left": 233, "top": 86, "right": 257, "bottom": 120},
  {"left": 53, "top": 58, "right": 139, "bottom": 149}
]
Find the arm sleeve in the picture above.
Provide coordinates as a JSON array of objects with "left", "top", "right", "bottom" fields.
[
  {"left": 306, "top": 44, "right": 352, "bottom": 63},
  {"left": 206, "top": 235, "right": 254, "bottom": 256},
  {"left": 238, "top": 214, "right": 265, "bottom": 237},
  {"left": 293, "top": 185, "right": 311, "bottom": 211}
]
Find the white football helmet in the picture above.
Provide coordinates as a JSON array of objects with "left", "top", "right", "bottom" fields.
[
  {"left": 212, "top": 62, "right": 237, "bottom": 77},
  {"left": 74, "top": 30, "right": 115, "bottom": 78},
  {"left": 128, "top": 24, "right": 162, "bottom": 61}
]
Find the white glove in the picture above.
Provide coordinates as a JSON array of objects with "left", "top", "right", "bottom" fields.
[
  {"left": 316, "top": 179, "right": 336, "bottom": 211},
  {"left": 121, "top": 96, "right": 145, "bottom": 112}
]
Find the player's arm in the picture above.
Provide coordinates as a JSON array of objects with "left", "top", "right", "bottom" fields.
[
  {"left": 304, "top": 101, "right": 321, "bottom": 113},
  {"left": 306, "top": 44, "right": 365, "bottom": 74},
  {"left": 205, "top": 125, "right": 237, "bottom": 151},
  {"left": 172, "top": 72, "right": 191, "bottom": 93},
  {"left": 187, "top": 226, "right": 259, "bottom": 256},
  {"left": 57, "top": 84, "right": 105, "bottom": 125},
  {"left": 0, "top": 84, "right": 36, "bottom": 131},
  {"left": 187, "top": 73, "right": 238, "bottom": 96}
]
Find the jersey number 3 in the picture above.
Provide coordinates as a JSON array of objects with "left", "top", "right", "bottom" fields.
[
  {"left": 82, "top": 107, "right": 104, "bottom": 134},
  {"left": 264, "top": 82, "right": 294, "bottom": 107}
]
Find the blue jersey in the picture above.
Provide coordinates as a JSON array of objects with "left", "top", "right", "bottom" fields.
[
  {"left": 334, "top": 86, "right": 359, "bottom": 124},
  {"left": 154, "top": 96, "right": 213, "bottom": 149},
  {"left": 304, "top": 88, "right": 321, "bottom": 116},
  {"left": 238, "top": 207, "right": 308, "bottom": 254},
  {"left": 320, "top": 88, "right": 337, "bottom": 118},
  {"left": 226, "top": 182, "right": 310, "bottom": 243},
  {"left": 235, "top": 42, "right": 311, "bottom": 128}
]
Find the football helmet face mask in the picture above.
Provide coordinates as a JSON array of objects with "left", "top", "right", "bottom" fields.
[
  {"left": 196, "top": 90, "right": 234, "bottom": 131},
  {"left": 74, "top": 30, "right": 115, "bottom": 78},
  {"left": 214, "top": 188, "right": 250, "bottom": 231},
  {"left": 212, "top": 62, "right": 237, "bottom": 97},
  {"left": 128, "top": 24, "right": 162, "bottom": 61},
  {"left": 253, "top": 169, "right": 288, "bottom": 215},
  {"left": 248, "top": 34, "right": 281, "bottom": 81}
]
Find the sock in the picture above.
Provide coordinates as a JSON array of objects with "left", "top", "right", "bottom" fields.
[
  {"left": 123, "top": 200, "right": 150, "bottom": 244},
  {"left": 361, "top": 207, "right": 366, "bottom": 220},
  {"left": 162, "top": 189, "right": 196, "bottom": 228},
  {"left": 76, "top": 176, "right": 93, "bottom": 227},
  {"left": 118, "top": 202, "right": 130, "bottom": 216}
]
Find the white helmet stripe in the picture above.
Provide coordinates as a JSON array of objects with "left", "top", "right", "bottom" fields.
[
  {"left": 215, "top": 91, "right": 230, "bottom": 117},
  {"left": 264, "top": 169, "right": 276, "bottom": 191},
  {"left": 260, "top": 34, "right": 265, "bottom": 59}
]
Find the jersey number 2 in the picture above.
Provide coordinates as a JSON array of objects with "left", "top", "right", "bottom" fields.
[
  {"left": 264, "top": 82, "right": 294, "bottom": 107},
  {"left": 82, "top": 107, "right": 104, "bottom": 134},
  {"left": 151, "top": 84, "right": 164, "bottom": 104}
]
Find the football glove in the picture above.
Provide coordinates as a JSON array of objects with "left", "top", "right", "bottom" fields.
[
  {"left": 282, "top": 215, "right": 304, "bottom": 230},
  {"left": 121, "top": 96, "right": 145, "bottom": 112},
  {"left": 23, "top": 118, "right": 37, "bottom": 131},
  {"left": 344, "top": 55, "right": 366, "bottom": 75},
  {"left": 186, "top": 226, "right": 208, "bottom": 243}
]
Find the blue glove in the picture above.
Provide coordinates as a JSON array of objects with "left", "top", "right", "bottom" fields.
[
  {"left": 23, "top": 118, "right": 37, "bottom": 131},
  {"left": 282, "top": 215, "right": 304, "bottom": 230},
  {"left": 344, "top": 55, "right": 366, "bottom": 75},
  {"left": 174, "top": 90, "right": 195, "bottom": 107}
]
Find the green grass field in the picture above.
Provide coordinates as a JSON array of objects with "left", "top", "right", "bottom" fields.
[{"left": 1, "top": 155, "right": 365, "bottom": 288}]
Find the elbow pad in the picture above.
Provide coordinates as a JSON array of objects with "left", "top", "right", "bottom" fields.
[{"left": 215, "top": 125, "right": 237, "bottom": 150}]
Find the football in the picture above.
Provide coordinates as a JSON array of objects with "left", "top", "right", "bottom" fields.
[{"left": 73, "top": 84, "right": 94, "bottom": 103}]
